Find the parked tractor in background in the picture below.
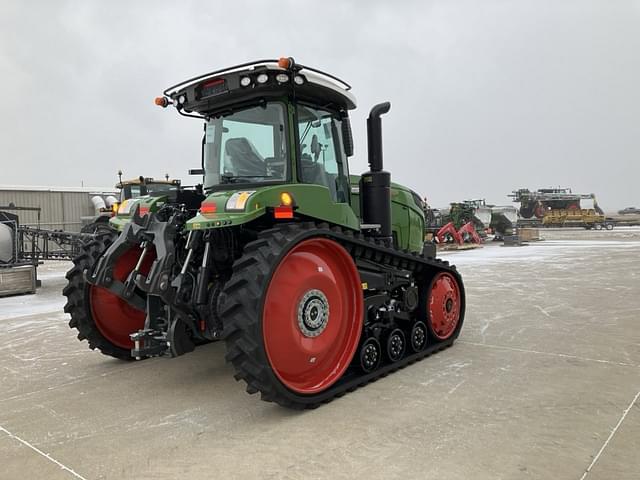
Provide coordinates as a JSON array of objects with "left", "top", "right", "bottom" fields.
[
  {"left": 63, "top": 58, "right": 465, "bottom": 408},
  {"left": 114, "top": 172, "right": 183, "bottom": 208},
  {"left": 81, "top": 174, "right": 183, "bottom": 234}
]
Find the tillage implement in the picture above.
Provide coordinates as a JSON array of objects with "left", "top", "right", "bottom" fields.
[{"left": 63, "top": 58, "right": 466, "bottom": 408}]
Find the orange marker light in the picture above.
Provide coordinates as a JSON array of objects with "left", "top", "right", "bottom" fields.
[
  {"left": 280, "top": 192, "right": 293, "bottom": 206},
  {"left": 154, "top": 96, "right": 169, "bottom": 108},
  {"left": 139, "top": 205, "right": 150, "bottom": 217},
  {"left": 278, "top": 57, "right": 291, "bottom": 69}
]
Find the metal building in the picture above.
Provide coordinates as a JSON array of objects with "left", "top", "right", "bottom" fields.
[{"left": 0, "top": 185, "right": 117, "bottom": 232}]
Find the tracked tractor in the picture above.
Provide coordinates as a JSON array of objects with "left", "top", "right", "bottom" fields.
[{"left": 63, "top": 58, "right": 465, "bottom": 408}]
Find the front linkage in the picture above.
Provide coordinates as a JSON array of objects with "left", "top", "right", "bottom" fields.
[{"left": 85, "top": 205, "right": 219, "bottom": 359}]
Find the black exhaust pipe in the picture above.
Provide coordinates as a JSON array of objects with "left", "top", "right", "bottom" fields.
[{"left": 360, "top": 102, "right": 392, "bottom": 244}]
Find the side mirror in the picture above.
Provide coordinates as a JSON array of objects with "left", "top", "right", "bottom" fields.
[
  {"left": 189, "top": 169, "right": 204, "bottom": 175},
  {"left": 341, "top": 116, "right": 354, "bottom": 157}
]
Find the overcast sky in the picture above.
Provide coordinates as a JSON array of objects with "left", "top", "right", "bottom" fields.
[{"left": 1, "top": 0, "right": 638, "bottom": 210}]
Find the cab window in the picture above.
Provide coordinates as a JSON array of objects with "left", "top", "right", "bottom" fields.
[{"left": 297, "top": 105, "right": 349, "bottom": 203}]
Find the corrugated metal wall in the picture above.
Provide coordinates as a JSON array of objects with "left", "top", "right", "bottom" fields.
[{"left": 0, "top": 189, "right": 113, "bottom": 232}]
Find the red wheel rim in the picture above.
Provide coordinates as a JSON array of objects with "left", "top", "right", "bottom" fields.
[
  {"left": 89, "top": 247, "right": 155, "bottom": 349},
  {"left": 427, "top": 272, "right": 461, "bottom": 340},
  {"left": 262, "top": 238, "right": 363, "bottom": 394},
  {"left": 534, "top": 204, "right": 545, "bottom": 219}
]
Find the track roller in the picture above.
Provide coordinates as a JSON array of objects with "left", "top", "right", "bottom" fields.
[
  {"left": 385, "top": 328, "right": 406, "bottom": 362},
  {"left": 410, "top": 321, "right": 428, "bottom": 352},
  {"left": 359, "top": 337, "right": 382, "bottom": 373}
]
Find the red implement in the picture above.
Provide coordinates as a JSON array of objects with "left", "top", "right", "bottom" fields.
[
  {"left": 458, "top": 221, "right": 482, "bottom": 244},
  {"left": 436, "top": 222, "right": 463, "bottom": 245}
]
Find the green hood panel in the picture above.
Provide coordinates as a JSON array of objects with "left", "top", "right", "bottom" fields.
[
  {"left": 186, "top": 184, "right": 360, "bottom": 231},
  {"left": 109, "top": 195, "right": 167, "bottom": 231}
]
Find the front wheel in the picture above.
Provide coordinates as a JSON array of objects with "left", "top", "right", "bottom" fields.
[{"left": 221, "top": 224, "right": 363, "bottom": 408}]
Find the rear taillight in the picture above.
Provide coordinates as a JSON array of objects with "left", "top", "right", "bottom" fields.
[
  {"left": 200, "top": 201, "right": 217, "bottom": 216},
  {"left": 274, "top": 205, "right": 294, "bottom": 219}
]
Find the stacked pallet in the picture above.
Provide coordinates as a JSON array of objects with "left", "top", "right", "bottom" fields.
[{"left": 0, "top": 265, "right": 36, "bottom": 297}]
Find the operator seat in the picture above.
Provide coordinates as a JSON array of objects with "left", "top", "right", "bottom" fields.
[
  {"left": 301, "top": 156, "right": 338, "bottom": 201},
  {"left": 224, "top": 138, "right": 267, "bottom": 177}
]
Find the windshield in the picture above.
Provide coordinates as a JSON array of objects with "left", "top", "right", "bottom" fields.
[
  {"left": 119, "top": 183, "right": 176, "bottom": 202},
  {"left": 203, "top": 102, "right": 288, "bottom": 189}
]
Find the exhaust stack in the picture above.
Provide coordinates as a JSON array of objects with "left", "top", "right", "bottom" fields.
[{"left": 360, "top": 102, "right": 392, "bottom": 244}]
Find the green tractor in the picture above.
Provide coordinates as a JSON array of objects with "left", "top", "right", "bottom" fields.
[{"left": 63, "top": 58, "right": 465, "bottom": 408}]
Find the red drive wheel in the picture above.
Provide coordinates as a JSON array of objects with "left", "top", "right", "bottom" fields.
[
  {"left": 567, "top": 203, "right": 579, "bottom": 210},
  {"left": 262, "top": 238, "right": 363, "bottom": 394},
  {"left": 89, "top": 247, "right": 155, "bottom": 349},
  {"left": 426, "top": 272, "right": 462, "bottom": 341},
  {"left": 534, "top": 203, "right": 546, "bottom": 219}
]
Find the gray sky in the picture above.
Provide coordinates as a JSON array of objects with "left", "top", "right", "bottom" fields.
[{"left": 1, "top": 0, "right": 639, "bottom": 210}]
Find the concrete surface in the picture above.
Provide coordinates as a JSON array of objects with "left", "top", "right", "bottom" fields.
[{"left": 1, "top": 228, "right": 639, "bottom": 480}]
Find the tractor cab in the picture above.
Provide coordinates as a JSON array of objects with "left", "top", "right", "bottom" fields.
[
  {"left": 159, "top": 58, "right": 356, "bottom": 205},
  {"left": 116, "top": 176, "right": 181, "bottom": 203}
]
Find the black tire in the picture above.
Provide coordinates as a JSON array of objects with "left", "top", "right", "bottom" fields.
[
  {"left": 80, "top": 218, "right": 113, "bottom": 235},
  {"left": 62, "top": 230, "right": 134, "bottom": 361},
  {"left": 219, "top": 222, "right": 363, "bottom": 409},
  {"left": 605, "top": 223, "right": 614, "bottom": 230},
  {"left": 519, "top": 205, "right": 534, "bottom": 219}
]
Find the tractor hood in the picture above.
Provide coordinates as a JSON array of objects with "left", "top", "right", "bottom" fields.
[
  {"left": 108, "top": 186, "right": 360, "bottom": 232},
  {"left": 186, "top": 185, "right": 359, "bottom": 231}
]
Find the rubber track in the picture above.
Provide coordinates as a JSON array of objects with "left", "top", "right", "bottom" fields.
[
  {"left": 62, "top": 231, "right": 135, "bottom": 361},
  {"left": 219, "top": 222, "right": 465, "bottom": 409}
]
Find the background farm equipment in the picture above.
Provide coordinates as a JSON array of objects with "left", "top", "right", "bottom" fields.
[
  {"left": 81, "top": 173, "right": 183, "bottom": 233},
  {"left": 434, "top": 221, "right": 482, "bottom": 247},
  {"left": 542, "top": 208, "right": 614, "bottom": 229},
  {"left": 510, "top": 187, "right": 603, "bottom": 222},
  {"left": 426, "top": 199, "right": 516, "bottom": 246}
]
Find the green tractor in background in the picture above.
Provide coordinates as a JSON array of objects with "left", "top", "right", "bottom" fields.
[{"left": 63, "top": 58, "right": 465, "bottom": 408}]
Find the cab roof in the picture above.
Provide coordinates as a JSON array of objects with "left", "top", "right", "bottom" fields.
[
  {"left": 116, "top": 177, "right": 180, "bottom": 188},
  {"left": 161, "top": 58, "right": 357, "bottom": 116}
]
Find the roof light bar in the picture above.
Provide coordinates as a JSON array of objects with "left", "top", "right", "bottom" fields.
[{"left": 162, "top": 58, "right": 351, "bottom": 97}]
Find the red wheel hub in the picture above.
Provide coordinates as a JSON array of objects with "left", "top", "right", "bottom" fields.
[
  {"left": 427, "top": 272, "right": 461, "bottom": 340},
  {"left": 262, "top": 238, "right": 363, "bottom": 394},
  {"left": 89, "top": 247, "right": 155, "bottom": 349}
]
